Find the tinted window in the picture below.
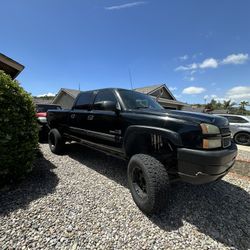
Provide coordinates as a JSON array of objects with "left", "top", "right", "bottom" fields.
[
  {"left": 223, "top": 116, "right": 248, "bottom": 123},
  {"left": 94, "top": 90, "right": 117, "bottom": 109},
  {"left": 74, "top": 92, "right": 93, "bottom": 110},
  {"left": 118, "top": 89, "right": 163, "bottom": 110},
  {"left": 36, "top": 105, "right": 61, "bottom": 112}
]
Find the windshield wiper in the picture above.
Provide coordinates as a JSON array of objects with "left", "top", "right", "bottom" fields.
[{"left": 135, "top": 106, "right": 149, "bottom": 109}]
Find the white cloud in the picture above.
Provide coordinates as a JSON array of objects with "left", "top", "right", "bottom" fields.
[
  {"left": 182, "top": 86, "right": 206, "bottom": 94},
  {"left": 175, "top": 53, "right": 248, "bottom": 72},
  {"left": 179, "top": 55, "right": 188, "bottom": 61},
  {"left": 203, "top": 94, "right": 218, "bottom": 101},
  {"left": 105, "top": 1, "right": 146, "bottom": 10},
  {"left": 174, "top": 94, "right": 182, "bottom": 99},
  {"left": 37, "top": 92, "right": 56, "bottom": 97},
  {"left": 169, "top": 86, "right": 177, "bottom": 91},
  {"left": 175, "top": 63, "right": 198, "bottom": 71},
  {"left": 199, "top": 58, "right": 218, "bottom": 69},
  {"left": 184, "top": 76, "right": 195, "bottom": 81},
  {"left": 222, "top": 53, "right": 249, "bottom": 65},
  {"left": 226, "top": 86, "right": 250, "bottom": 100}
]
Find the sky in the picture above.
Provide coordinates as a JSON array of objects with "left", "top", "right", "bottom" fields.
[{"left": 1, "top": 0, "right": 250, "bottom": 106}]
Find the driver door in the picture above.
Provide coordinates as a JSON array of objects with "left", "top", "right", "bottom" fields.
[{"left": 87, "top": 89, "right": 122, "bottom": 147}]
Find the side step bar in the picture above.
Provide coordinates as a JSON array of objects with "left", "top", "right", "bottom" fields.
[{"left": 64, "top": 133, "right": 126, "bottom": 159}]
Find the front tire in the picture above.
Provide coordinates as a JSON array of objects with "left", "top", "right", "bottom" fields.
[
  {"left": 48, "top": 129, "right": 65, "bottom": 154},
  {"left": 128, "top": 154, "right": 170, "bottom": 215},
  {"left": 234, "top": 132, "right": 250, "bottom": 146}
]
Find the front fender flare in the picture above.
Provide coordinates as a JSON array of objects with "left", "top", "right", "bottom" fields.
[{"left": 123, "top": 125, "right": 182, "bottom": 154}]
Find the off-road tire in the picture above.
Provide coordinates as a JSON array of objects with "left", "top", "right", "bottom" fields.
[
  {"left": 48, "top": 129, "right": 65, "bottom": 155},
  {"left": 128, "top": 154, "right": 170, "bottom": 214}
]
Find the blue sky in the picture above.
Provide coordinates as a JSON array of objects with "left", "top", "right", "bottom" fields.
[{"left": 1, "top": 0, "right": 250, "bottom": 105}]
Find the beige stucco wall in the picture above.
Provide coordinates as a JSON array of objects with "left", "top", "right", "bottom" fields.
[{"left": 53, "top": 93, "right": 75, "bottom": 109}]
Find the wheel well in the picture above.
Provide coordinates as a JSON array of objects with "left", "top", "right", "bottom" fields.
[
  {"left": 125, "top": 132, "right": 177, "bottom": 161},
  {"left": 234, "top": 130, "right": 250, "bottom": 137},
  {"left": 234, "top": 131, "right": 250, "bottom": 138}
]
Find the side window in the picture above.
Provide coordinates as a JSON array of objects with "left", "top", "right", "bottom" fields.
[
  {"left": 93, "top": 90, "right": 117, "bottom": 110},
  {"left": 222, "top": 116, "right": 234, "bottom": 123},
  {"left": 224, "top": 116, "right": 248, "bottom": 123},
  {"left": 232, "top": 116, "right": 248, "bottom": 123},
  {"left": 74, "top": 92, "right": 93, "bottom": 110}
]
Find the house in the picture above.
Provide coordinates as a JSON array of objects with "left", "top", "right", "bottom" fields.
[
  {"left": 53, "top": 84, "right": 187, "bottom": 110},
  {"left": 33, "top": 97, "right": 54, "bottom": 105},
  {"left": 52, "top": 88, "right": 80, "bottom": 109},
  {"left": 0, "top": 53, "right": 24, "bottom": 79},
  {"left": 134, "top": 84, "right": 187, "bottom": 110}
]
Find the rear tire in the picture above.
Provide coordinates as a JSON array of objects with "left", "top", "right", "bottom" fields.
[
  {"left": 234, "top": 132, "right": 250, "bottom": 146},
  {"left": 48, "top": 129, "right": 65, "bottom": 154},
  {"left": 128, "top": 154, "right": 170, "bottom": 215}
]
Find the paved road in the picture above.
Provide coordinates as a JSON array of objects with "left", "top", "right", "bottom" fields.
[{"left": 238, "top": 145, "right": 250, "bottom": 152}]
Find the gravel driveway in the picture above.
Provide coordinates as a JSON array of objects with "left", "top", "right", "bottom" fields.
[{"left": 0, "top": 143, "right": 249, "bottom": 250}]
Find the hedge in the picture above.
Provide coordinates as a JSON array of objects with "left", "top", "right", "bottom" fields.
[{"left": 0, "top": 70, "right": 38, "bottom": 185}]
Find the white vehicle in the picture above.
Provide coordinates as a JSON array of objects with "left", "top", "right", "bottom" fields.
[{"left": 216, "top": 114, "right": 250, "bottom": 146}]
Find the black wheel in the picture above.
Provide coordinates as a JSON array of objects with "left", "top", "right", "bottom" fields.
[
  {"left": 234, "top": 132, "right": 250, "bottom": 146},
  {"left": 128, "top": 154, "right": 170, "bottom": 215},
  {"left": 48, "top": 129, "right": 65, "bottom": 154}
]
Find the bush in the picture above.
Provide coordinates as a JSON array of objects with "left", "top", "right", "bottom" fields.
[{"left": 0, "top": 70, "right": 38, "bottom": 185}]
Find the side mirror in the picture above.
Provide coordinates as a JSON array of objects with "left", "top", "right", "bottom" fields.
[{"left": 94, "top": 101, "right": 117, "bottom": 111}]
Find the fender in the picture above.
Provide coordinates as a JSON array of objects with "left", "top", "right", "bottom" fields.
[{"left": 123, "top": 125, "right": 183, "bottom": 151}]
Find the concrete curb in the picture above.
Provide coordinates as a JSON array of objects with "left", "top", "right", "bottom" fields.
[{"left": 231, "top": 159, "right": 250, "bottom": 177}]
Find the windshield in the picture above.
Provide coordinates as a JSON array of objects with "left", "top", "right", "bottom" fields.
[
  {"left": 118, "top": 89, "right": 164, "bottom": 110},
  {"left": 36, "top": 105, "right": 61, "bottom": 112}
]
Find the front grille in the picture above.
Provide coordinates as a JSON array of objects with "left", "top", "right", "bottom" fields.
[
  {"left": 220, "top": 127, "right": 231, "bottom": 136},
  {"left": 220, "top": 127, "right": 232, "bottom": 148},
  {"left": 222, "top": 136, "right": 231, "bottom": 148}
]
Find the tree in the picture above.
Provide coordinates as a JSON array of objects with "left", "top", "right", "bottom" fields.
[
  {"left": 223, "top": 100, "right": 236, "bottom": 110},
  {"left": 239, "top": 101, "right": 249, "bottom": 114}
]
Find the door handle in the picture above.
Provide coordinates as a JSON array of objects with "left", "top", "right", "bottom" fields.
[{"left": 87, "top": 115, "right": 94, "bottom": 121}]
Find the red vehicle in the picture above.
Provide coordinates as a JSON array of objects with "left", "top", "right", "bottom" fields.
[{"left": 36, "top": 104, "right": 62, "bottom": 140}]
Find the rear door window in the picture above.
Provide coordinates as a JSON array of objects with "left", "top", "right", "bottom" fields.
[
  {"left": 36, "top": 105, "right": 61, "bottom": 112},
  {"left": 223, "top": 116, "right": 248, "bottom": 123}
]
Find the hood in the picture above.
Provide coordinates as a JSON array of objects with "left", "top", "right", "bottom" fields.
[{"left": 130, "top": 109, "right": 229, "bottom": 127}]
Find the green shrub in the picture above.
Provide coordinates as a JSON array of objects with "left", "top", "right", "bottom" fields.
[{"left": 0, "top": 70, "right": 38, "bottom": 185}]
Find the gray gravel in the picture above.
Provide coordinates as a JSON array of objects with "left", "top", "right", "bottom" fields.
[{"left": 0, "top": 143, "right": 250, "bottom": 250}]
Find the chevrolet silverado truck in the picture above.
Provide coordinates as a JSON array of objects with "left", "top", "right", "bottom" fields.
[{"left": 47, "top": 88, "right": 237, "bottom": 214}]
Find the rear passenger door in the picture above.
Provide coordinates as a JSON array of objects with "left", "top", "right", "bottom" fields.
[
  {"left": 69, "top": 91, "right": 95, "bottom": 139},
  {"left": 87, "top": 89, "right": 122, "bottom": 147}
]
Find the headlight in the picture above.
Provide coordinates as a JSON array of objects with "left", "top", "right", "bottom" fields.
[
  {"left": 203, "top": 138, "right": 221, "bottom": 149},
  {"left": 200, "top": 123, "right": 220, "bottom": 134}
]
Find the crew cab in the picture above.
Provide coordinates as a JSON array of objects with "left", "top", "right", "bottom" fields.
[{"left": 47, "top": 88, "right": 237, "bottom": 214}]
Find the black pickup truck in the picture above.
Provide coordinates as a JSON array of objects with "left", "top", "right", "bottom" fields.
[{"left": 47, "top": 88, "right": 237, "bottom": 214}]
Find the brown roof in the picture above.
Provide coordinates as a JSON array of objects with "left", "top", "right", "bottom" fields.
[
  {"left": 62, "top": 88, "right": 80, "bottom": 98},
  {"left": 0, "top": 53, "right": 24, "bottom": 79},
  {"left": 156, "top": 97, "right": 188, "bottom": 107},
  {"left": 33, "top": 97, "right": 53, "bottom": 104},
  {"left": 134, "top": 84, "right": 164, "bottom": 94}
]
